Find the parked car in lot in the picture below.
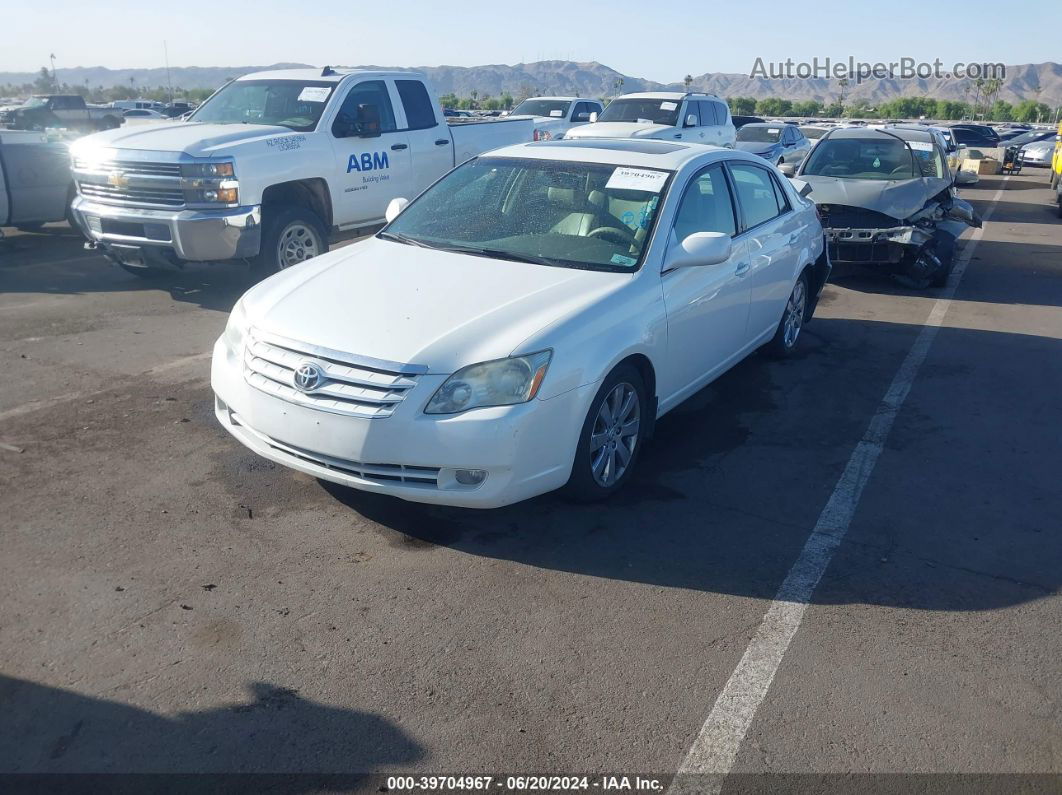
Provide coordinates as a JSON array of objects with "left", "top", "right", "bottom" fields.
[
  {"left": 0, "top": 130, "right": 75, "bottom": 232},
  {"left": 735, "top": 122, "right": 811, "bottom": 166},
  {"left": 122, "top": 108, "right": 167, "bottom": 120},
  {"left": 949, "top": 124, "right": 1001, "bottom": 149},
  {"left": 564, "top": 92, "right": 736, "bottom": 148},
  {"left": 69, "top": 68, "right": 535, "bottom": 276},
  {"left": 1021, "top": 140, "right": 1056, "bottom": 167},
  {"left": 212, "top": 139, "right": 828, "bottom": 508},
  {"left": 506, "top": 96, "right": 604, "bottom": 141},
  {"left": 732, "top": 115, "right": 765, "bottom": 129},
  {"left": 787, "top": 127, "right": 980, "bottom": 289},
  {"left": 0, "top": 95, "right": 123, "bottom": 132}
]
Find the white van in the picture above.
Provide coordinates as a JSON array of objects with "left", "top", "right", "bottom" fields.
[{"left": 564, "top": 92, "right": 736, "bottom": 148}]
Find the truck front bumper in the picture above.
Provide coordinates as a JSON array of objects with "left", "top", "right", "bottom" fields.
[{"left": 72, "top": 197, "right": 262, "bottom": 265}]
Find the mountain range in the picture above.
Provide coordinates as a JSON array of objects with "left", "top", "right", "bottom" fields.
[{"left": 2, "top": 60, "right": 1059, "bottom": 105}]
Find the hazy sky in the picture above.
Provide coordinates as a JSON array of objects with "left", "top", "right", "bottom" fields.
[{"left": 3, "top": 0, "right": 1058, "bottom": 81}]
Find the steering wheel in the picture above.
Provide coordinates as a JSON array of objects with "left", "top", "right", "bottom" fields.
[{"left": 587, "top": 226, "right": 634, "bottom": 245}]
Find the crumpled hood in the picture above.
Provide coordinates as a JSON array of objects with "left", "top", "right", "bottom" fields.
[
  {"left": 241, "top": 237, "right": 631, "bottom": 373},
  {"left": 735, "top": 141, "right": 780, "bottom": 155},
  {"left": 565, "top": 121, "right": 671, "bottom": 139},
  {"left": 70, "top": 122, "right": 294, "bottom": 157},
  {"left": 800, "top": 175, "right": 948, "bottom": 221}
]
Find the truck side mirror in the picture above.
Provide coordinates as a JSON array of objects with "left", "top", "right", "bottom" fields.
[
  {"left": 589, "top": 111, "right": 598, "bottom": 123},
  {"left": 685, "top": 113, "right": 698, "bottom": 128}
]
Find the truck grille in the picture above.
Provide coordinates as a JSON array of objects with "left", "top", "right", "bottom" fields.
[
  {"left": 73, "top": 158, "right": 185, "bottom": 208},
  {"left": 78, "top": 182, "right": 185, "bottom": 207},
  {"left": 242, "top": 329, "right": 426, "bottom": 419}
]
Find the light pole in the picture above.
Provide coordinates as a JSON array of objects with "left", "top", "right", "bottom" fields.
[{"left": 49, "top": 53, "right": 57, "bottom": 90}]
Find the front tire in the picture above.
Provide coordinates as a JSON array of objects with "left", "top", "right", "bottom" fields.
[
  {"left": 766, "top": 271, "right": 810, "bottom": 357},
  {"left": 564, "top": 364, "right": 647, "bottom": 502},
  {"left": 252, "top": 205, "right": 328, "bottom": 277}
]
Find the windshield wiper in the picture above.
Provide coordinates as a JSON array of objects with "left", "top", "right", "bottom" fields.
[
  {"left": 429, "top": 242, "right": 562, "bottom": 266},
  {"left": 377, "top": 231, "right": 433, "bottom": 248}
]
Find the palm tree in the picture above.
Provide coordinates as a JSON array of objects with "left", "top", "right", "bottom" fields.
[{"left": 684, "top": 74, "right": 693, "bottom": 91}]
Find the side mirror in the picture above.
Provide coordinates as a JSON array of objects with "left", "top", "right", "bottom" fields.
[
  {"left": 685, "top": 113, "right": 698, "bottom": 128},
  {"left": 664, "top": 232, "right": 732, "bottom": 271},
  {"left": 385, "top": 197, "right": 409, "bottom": 223},
  {"left": 789, "top": 178, "right": 813, "bottom": 198},
  {"left": 778, "top": 162, "right": 797, "bottom": 177},
  {"left": 574, "top": 112, "right": 590, "bottom": 122},
  {"left": 589, "top": 111, "right": 598, "bottom": 123}
]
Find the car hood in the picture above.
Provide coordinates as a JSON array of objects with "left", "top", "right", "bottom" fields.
[
  {"left": 1022, "top": 141, "right": 1055, "bottom": 153},
  {"left": 735, "top": 141, "right": 779, "bottom": 155},
  {"left": 564, "top": 121, "right": 671, "bottom": 139},
  {"left": 241, "top": 237, "right": 631, "bottom": 373},
  {"left": 799, "top": 175, "right": 950, "bottom": 221},
  {"left": 69, "top": 121, "right": 295, "bottom": 157}
]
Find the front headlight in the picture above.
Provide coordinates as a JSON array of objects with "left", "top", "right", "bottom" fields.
[
  {"left": 223, "top": 299, "right": 249, "bottom": 353},
  {"left": 425, "top": 351, "right": 552, "bottom": 415}
]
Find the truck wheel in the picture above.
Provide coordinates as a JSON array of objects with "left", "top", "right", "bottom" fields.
[
  {"left": 253, "top": 205, "right": 328, "bottom": 276},
  {"left": 1051, "top": 170, "right": 1059, "bottom": 191}
]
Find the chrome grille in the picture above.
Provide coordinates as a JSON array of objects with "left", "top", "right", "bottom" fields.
[
  {"left": 230, "top": 413, "right": 440, "bottom": 487},
  {"left": 73, "top": 158, "right": 182, "bottom": 177},
  {"left": 78, "top": 182, "right": 185, "bottom": 207},
  {"left": 243, "top": 329, "right": 425, "bottom": 419}
]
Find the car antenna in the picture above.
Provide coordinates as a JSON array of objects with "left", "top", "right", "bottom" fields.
[{"left": 321, "top": 65, "right": 336, "bottom": 77}]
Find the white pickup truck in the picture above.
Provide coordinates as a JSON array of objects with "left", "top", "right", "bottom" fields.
[{"left": 69, "top": 68, "right": 535, "bottom": 275}]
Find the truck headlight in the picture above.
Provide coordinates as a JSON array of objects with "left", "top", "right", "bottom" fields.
[
  {"left": 425, "top": 351, "right": 552, "bottom": 415},
  {"left": 223, "top": 299, "right": 249, "bottom": 354},
  {"left": 183, "top": 162, "right": 235, "bottom": 178}
]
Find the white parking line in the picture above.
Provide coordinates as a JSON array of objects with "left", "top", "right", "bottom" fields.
[{"left": 671, "top": 180, "right": 1009, "bottom": 794}]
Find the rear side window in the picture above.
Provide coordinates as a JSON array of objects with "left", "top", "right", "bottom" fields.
[
  {"left": 712, "top": 101, "right": 728, "bottom": 125},
  {"left": 396, "top": 80, "right": 437, "bottom": 130},
  {"left": 728, "top": 163, "right": 784, "bottom": 229}
]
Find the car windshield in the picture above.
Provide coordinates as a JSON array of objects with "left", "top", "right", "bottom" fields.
[
  {"left": 597, "top": 98, "right": 679, "bottom": 126},
  {"left": 801, "top": 127, "right": 827, "bottom": 139},
  {"left": 737, "top": 126, "right": 782, "bottom": 143},
  {"left": 380, "top": 156, "right": 671, "bottom": 272},
  {"left": 189, "top": 79, "right": 336, "bottom": 131},
  {"left": 1008, "top": 131, "right": 1051, "bottom": 147},
  {"left": 510, "top": 99, "right": 572, "bottom": 118},
  {"left": 802, "top": 137, "right": 917, "bottom": 180},
  {"left": 24, "top": 96, "right": 48, "bottom": 108}
]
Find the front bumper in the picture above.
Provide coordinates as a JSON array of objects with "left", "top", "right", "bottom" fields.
[
  {"left": 72, "top": 197, "right": 261, "bottom": 264},
  {"left": 211, "top": 337, "right": 593, "bottom": 509},
  {"left": 1021, "top": 151, "right": 1052, "bottom": 166}
]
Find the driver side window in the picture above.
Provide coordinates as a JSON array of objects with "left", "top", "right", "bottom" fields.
[
  {"left": 673, "top": 164, "right": 737, "bottom": 241},
  {"left": 331, "top": 80, "right": 397, "bottom": 138}
]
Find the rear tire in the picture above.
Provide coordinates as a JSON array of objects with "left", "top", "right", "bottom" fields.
[
  {"left": 251, "top": 204, "right": 328, "bottom": 277},
  {"left": 1049, "top": 170, "right": 1058, "bottom": 190},
  {"left": 564, "top": 364, "right": 648, "bottom": 502},
  {"left": 765, "top": 271, "right": 810, "bottom": 357}
]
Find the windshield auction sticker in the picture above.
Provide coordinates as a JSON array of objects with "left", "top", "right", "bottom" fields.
[
  {"left": 606, "top": 168, "right": 669, "bottom": 192},
  {"left": 297, "top": 86, "right": 331, "bottom": 103}
]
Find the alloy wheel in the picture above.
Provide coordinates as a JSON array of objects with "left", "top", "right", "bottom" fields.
[
  {"left": 783, "top": 279, "right": 807, "bottom": 349},
  {"left": 589, "top": 382, "right": 640, "bottom": 487}
]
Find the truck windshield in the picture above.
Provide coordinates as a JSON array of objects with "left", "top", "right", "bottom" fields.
[
  {"left": 380, "top": 156, "right": 671, "bottom": 272},
  {"left": 190, "top": 80, "right": 336, "bottom": 132},
  {"left": 24, "top": 97, "right": 48, "bottom": 108},
  {"left": 510, "top": 99, "right": 572, "bottom": 118},
  {"left": 802, "top": 138, "right": 917, "bottom": 180},
  {"left": 737, "top": 126, "right": 782, "bottom": 143},
  {"left": 597, "top": 99, "right": 679, "bottom": 126}
]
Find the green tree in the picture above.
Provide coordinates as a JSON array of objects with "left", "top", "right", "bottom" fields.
[
  {"left": 755, "top": 97, "right": 792, "bottom": 117},
  {"left": 33, "top": 66, "right": 55, "bottom": 93},
  {"left": 990, "top": 100, "right": 1014, "bottom": 121},
  {"left": 791, "top": 100, "right": 821, "bottom": 117},
  {"left": 728, "top": 96, "right": 757, "bottom": 115}
]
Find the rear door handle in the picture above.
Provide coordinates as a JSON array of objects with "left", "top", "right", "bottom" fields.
[
  {"left": 788, "top": 233, "right": 800, "bottom": 246},
  {"left": 435, "top": 139, "right": 450, "bottom": 146},
  {"left": 390, "top": 143, "right": 408, "bottom": 150}
]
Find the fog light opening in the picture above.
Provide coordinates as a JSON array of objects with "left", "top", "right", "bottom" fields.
[{"left": 455, "top": 469, "right": 487, "bottom": 486}]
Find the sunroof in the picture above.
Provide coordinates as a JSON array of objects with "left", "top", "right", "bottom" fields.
[{"left": 530, "top": 140, "right": 688, "bottom": 155}]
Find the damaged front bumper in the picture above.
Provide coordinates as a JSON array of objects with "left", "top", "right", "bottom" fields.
[{"left": 826, "top": 224, "right": 935, "bottom": 264}]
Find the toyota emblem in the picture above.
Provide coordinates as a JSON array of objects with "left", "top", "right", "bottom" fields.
[{"left": 293, "top": 361, "right": 324, "bottom": 393}]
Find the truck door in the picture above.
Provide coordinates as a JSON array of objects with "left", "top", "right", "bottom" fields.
[
  {"left": 395, "top": 79, "right": 453, "bottom": 196},
  {"left": 328, "top": 79, "right": 411, "bottom": 227}
]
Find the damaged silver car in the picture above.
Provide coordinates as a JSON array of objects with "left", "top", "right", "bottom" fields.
[{"left": 782, "top": 127, "right": 981, "bottom": 288}]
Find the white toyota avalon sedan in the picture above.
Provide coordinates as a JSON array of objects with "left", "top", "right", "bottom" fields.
[{"left": 212, "top": 139, "right": 829, "bottom": 508}]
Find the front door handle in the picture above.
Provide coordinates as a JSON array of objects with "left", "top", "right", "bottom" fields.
[
  {"left": 788, "top": 233, "right": 800, "bottom": 246},
  {"left": 390, "top": 143, "right": 408, "bottom": 151},
  {"left": 735, "top": 261, "right": 750, "bottom": 276},
  {"left": 434, "top": 139, "right": 450, "bottom": 146}
]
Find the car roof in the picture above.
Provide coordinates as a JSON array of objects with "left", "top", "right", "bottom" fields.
[
  {"left": 517, "top": 96, "right": 582, "bottom": 102},
  {"left": 826, "top": 127, "right": 936, "bottom": 144},
  {"left": 237, "top": 68, "right": 425, "bottom": 84},
  {"left": 740, "top": 122, "right": 786, "bottom": 129},
  {"left": 617, "top": 91, "right": 725, "bottom": 102},
  {"left": 482, "top": 139, "right": 760, "bottom": 170}
]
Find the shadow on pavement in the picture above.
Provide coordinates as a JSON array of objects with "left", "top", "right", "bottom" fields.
[
  {"left": 323, "top": 318, "right": 1062, "bottom": 615},
  {"left": 0, "top": 675, "right": 424, "bottom": 775}
]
